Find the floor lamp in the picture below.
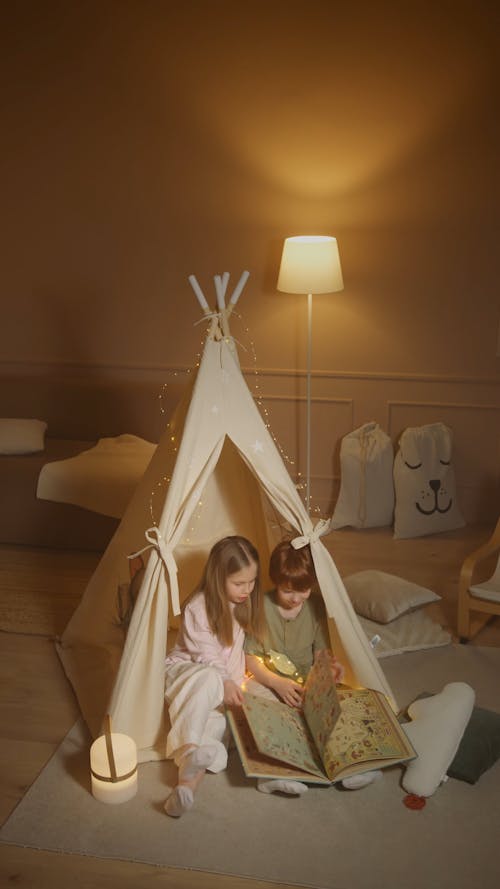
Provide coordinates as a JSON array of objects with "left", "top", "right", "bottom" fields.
[{"left": 277, "top": 235, "right": 344, "bottom": 513}]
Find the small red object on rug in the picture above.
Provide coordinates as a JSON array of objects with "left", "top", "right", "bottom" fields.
[{"left": 403, "top": 793, "right": 426, "bottom": 810}]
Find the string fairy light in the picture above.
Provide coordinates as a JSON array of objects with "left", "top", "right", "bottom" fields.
[
  {"left": 230, "top": 309, "right": 295, "bottom": 473},
  {"left": 231, "top": 313, "right": 304, "bottom": 468},
  {"left": 230, "top": 310, "right": 321, "bottom": 515},
  {"left": 148, "top": 277, "right": 322, "bottom": 531},
  {"left": 224, "top": 308, "right": 318, "bottom": 515}
]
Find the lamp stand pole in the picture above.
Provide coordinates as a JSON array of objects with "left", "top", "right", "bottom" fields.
[
  {"left": 277, "top": 235, "right": 343, "bottom": 515},
  {"left": 306, "top": 292, "right": 312, "bottom": 514}
]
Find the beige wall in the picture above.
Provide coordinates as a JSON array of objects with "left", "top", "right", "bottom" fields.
[{"left": 2, "top": 1, "right": 499, "bottom": 520}]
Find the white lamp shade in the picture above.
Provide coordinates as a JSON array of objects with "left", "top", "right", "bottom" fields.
[{"left": 277, "top": 235, "right": 344, "bottom": 294}]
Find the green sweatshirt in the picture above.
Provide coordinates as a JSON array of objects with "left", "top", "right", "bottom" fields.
[{"left": 244, "top": 589, "right": 329, "bottom": 678}]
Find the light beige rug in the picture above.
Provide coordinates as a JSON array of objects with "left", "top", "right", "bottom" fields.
[{"left": 1, "top": 645, "right": 499, "bottom": 889}]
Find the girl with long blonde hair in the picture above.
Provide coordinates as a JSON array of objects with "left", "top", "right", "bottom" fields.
[{"left": 164, "top": 535, "right": 263, "bottom": 817}]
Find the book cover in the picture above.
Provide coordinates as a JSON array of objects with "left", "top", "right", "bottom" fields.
[{"left": 228, "top": 651, "right": 416, "bottom": 783}]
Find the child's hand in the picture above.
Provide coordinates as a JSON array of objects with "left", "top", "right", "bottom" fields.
[
  {"left": 330, "top": 655, "right": 345, "bottom": 683},
  {"left": 273, "top": 676, "right": 304, "bottom": 708},
  {"left": 223, "top": 679, "right": 244, "bottom": 707}
]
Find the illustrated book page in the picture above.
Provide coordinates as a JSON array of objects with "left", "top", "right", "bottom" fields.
[
  {"left": 229, "top": 651, "right": 415, "bottom": 783},
  {"left": 323, "top": 687, "right": 416, "bottom": 780},
  {"left": 227, "top": 702, "right": 331, "bottom": 784}
]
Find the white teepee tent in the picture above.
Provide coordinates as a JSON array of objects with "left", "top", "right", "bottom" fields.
[{"left": 57, "top": 273, "right": 396, "bottom": 762}]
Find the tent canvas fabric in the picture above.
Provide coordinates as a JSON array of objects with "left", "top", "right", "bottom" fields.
[{"left": 57, "top": 318, "right": 396, "bottom": 763}]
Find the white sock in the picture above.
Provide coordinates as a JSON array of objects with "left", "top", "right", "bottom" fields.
[
  {"left": 257, "top": 778, "right": 308, "bottom": 796},
  {"left": 342, "top": 770, "right": 383, "bottom": 790},
  {"left": 178, "top": 744, "right": 218, "bottom": 782},
  {"left": 164, "top": 785, "right": 194, "bottom": 817}
]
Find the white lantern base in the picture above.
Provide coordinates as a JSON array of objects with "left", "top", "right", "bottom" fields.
[
  {"left": 91, "top": 772, "right": 138, "bottom": 805},
  {"left": 90, "top": 727, "right": 138, "bottom": 805}
]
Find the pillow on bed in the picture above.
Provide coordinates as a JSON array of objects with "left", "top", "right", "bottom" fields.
[
  {"left": 37, "top": 434, "right": 156, "bottom": 518},
  {"left": 343, "top": 570, "right": 440, "bottom": 623},
  {"left": 357, "top": 609, "right": 451, "bottom": 658},
  {"left": 0, "top": 418, "right": 47, "bottom": 454}
]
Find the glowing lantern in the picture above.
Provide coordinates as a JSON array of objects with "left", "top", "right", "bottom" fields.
[{"left": 89, "top": 715, "right": 138, "bottom": 804}]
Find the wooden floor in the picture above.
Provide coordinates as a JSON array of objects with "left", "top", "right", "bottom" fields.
[{"left": 0, "top": 525, "right": 498, "bottom": 888}]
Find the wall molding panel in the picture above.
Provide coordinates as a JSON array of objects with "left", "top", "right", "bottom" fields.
[
  {"left": 1, "top": 358, "right": 499, "bottom": 388},
  {"left": 1, "top": 360, "right": 498, "bottom": 522}
]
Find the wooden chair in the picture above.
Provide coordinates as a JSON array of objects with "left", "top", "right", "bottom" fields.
[{"left": 457, "top": 517, "right": 500, "bottom": 642}]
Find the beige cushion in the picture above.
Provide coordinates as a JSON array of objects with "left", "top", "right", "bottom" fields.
[
  {"left": 343, "top": 569, "right": 440, "bottom": 623},
  {"left": 0, "top": 418, "right": 47, "bottom": 454},
  {"left": 402, "top": 683, "right": 475, "bottom": 797},
  {"left": 357, "top": 609, "right": 451, "bottom": 658}
]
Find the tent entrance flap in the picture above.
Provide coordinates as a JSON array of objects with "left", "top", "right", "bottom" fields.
[{"left": 168, "top": 437, "right": 278, "bottom": 628}]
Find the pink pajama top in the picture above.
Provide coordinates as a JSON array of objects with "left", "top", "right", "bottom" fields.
[{"left": 165, "top": 591, "right": 245, "bottom": 684}]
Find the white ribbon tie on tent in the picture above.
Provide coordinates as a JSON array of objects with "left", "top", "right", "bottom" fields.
[
  {"left": 291, "top": 518, "right": 330, "bottom": 549},
  {"left": 129, "top": 527, "right": 181, "bottom": 616}
]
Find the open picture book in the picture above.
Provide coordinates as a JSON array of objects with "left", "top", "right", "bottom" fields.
[{"left": 227, "top": 650, "right": 416, "bottom": 784}]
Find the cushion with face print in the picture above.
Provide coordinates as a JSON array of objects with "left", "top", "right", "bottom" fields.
[{"left": 393, "top": 422, "right": 465, "bottom": 539}]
